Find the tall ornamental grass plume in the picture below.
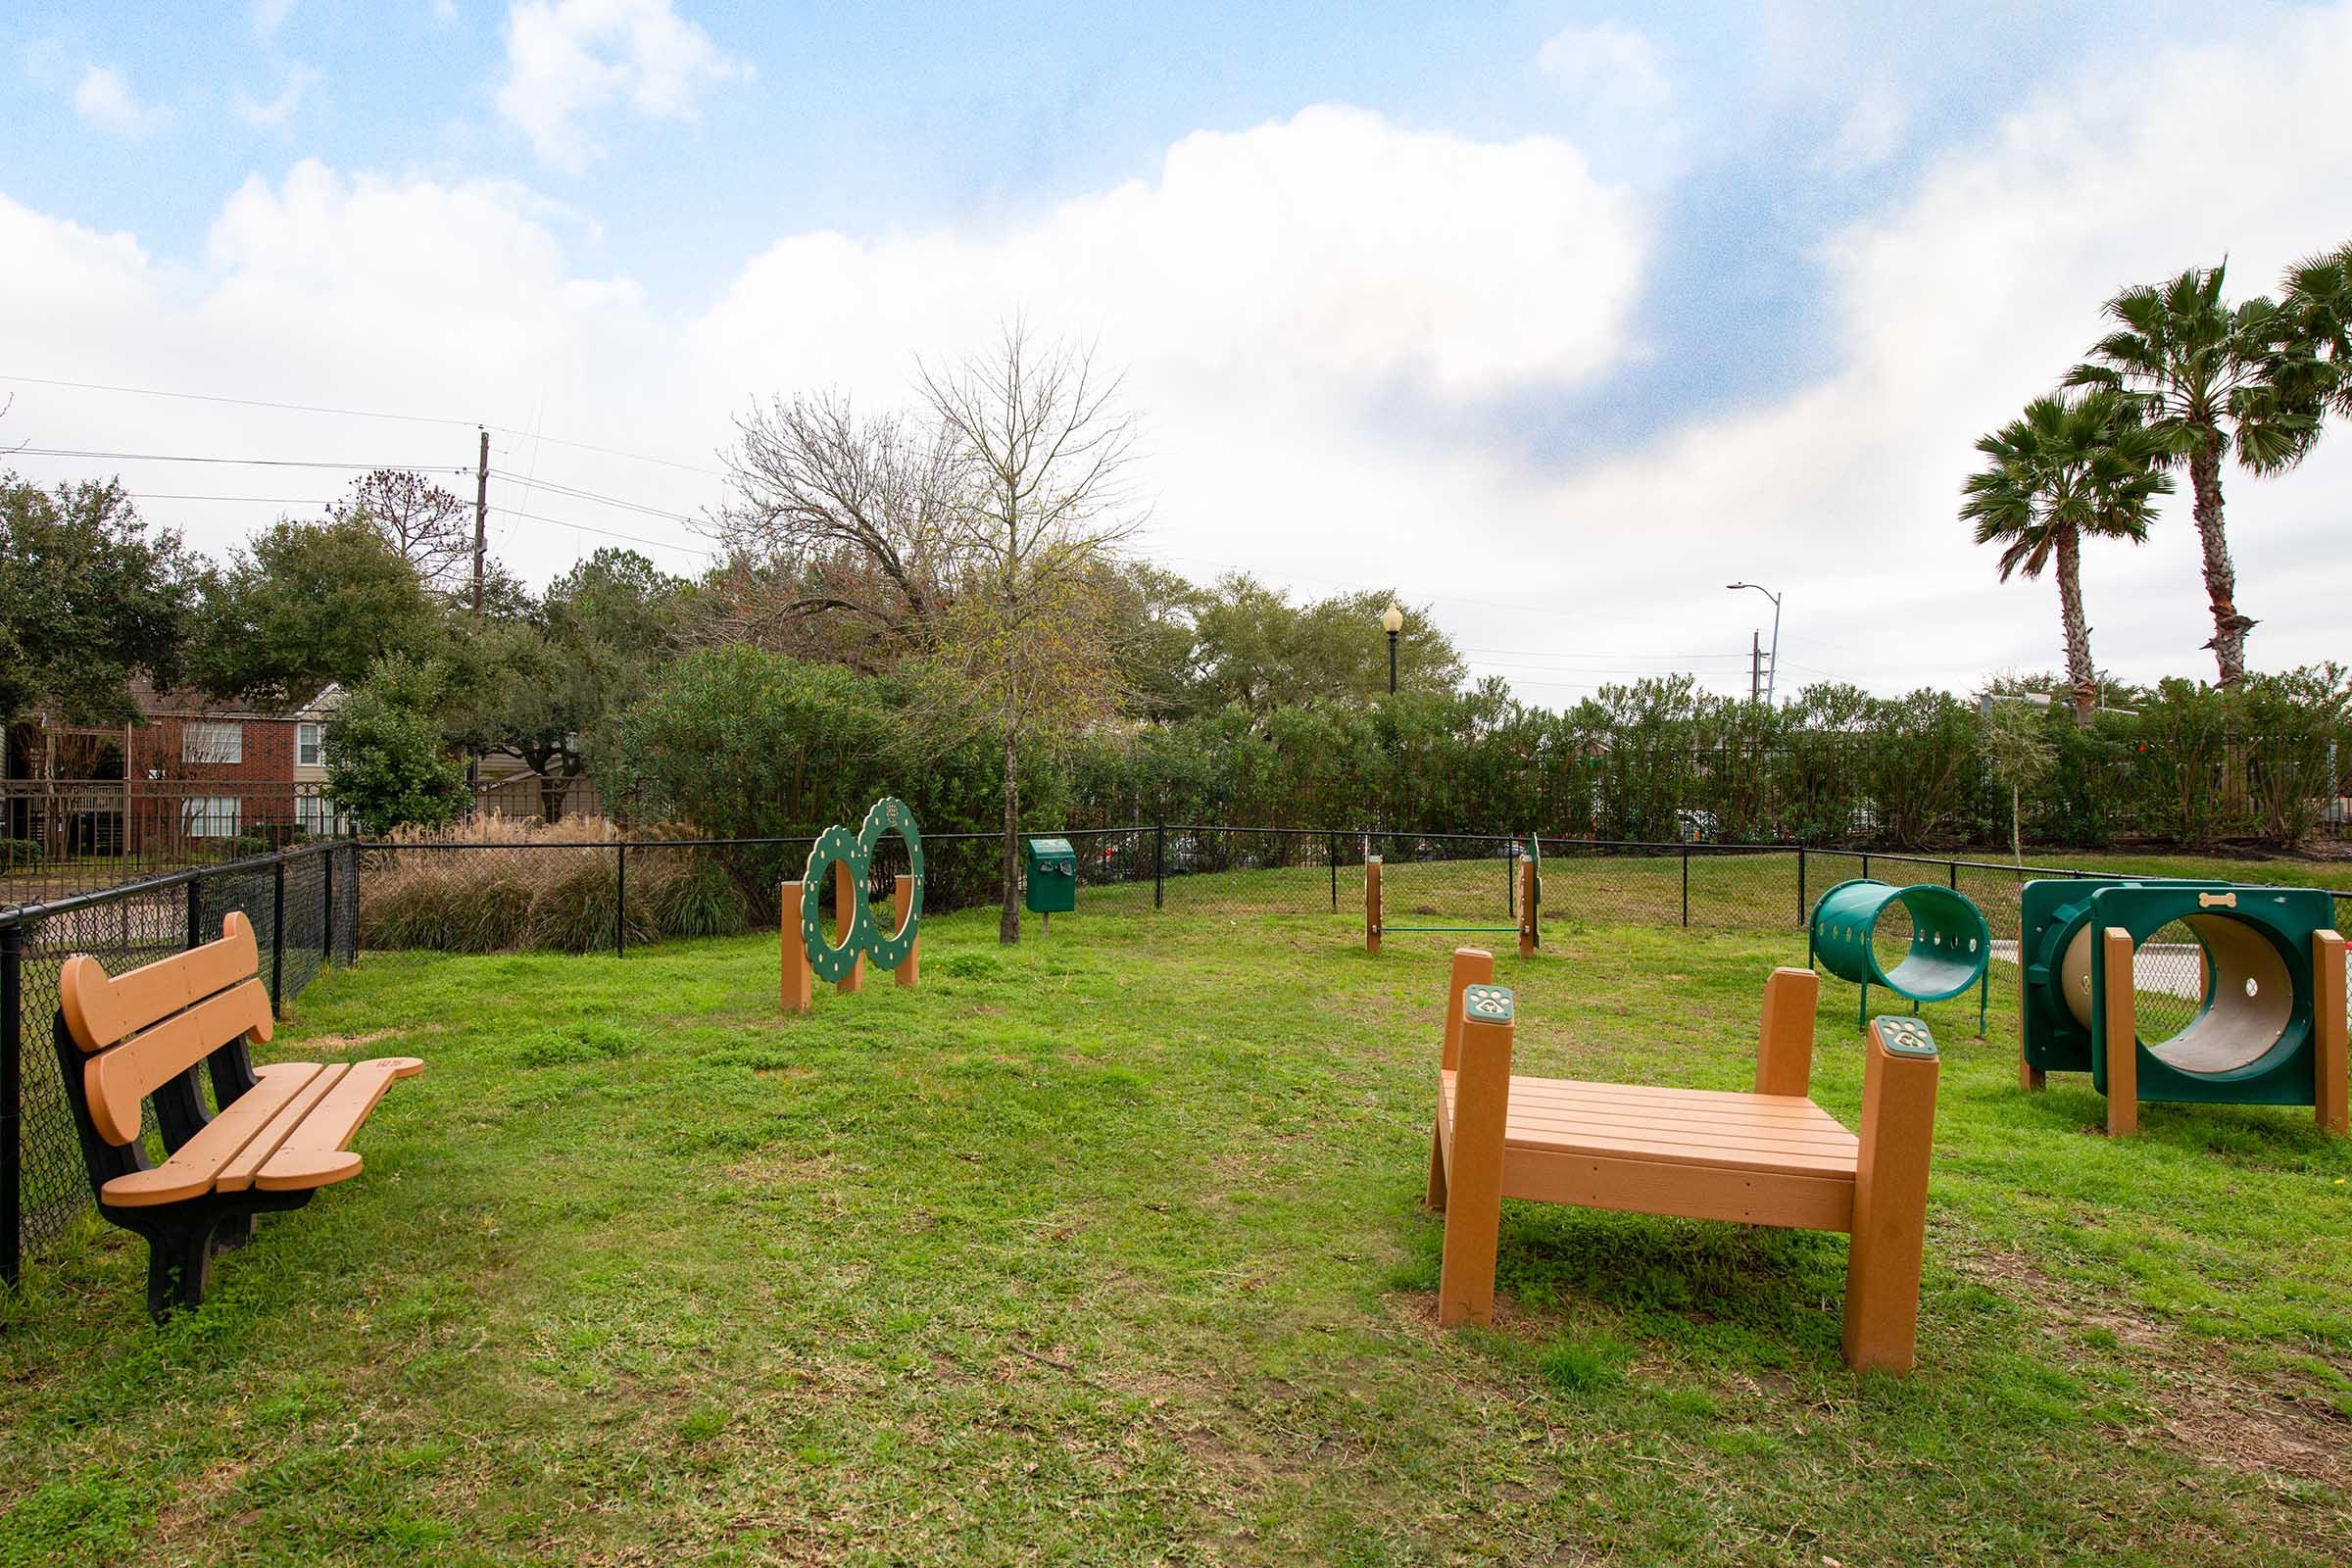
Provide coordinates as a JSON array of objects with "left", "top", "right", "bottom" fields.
[{"left": 360, "top": 814, "right": 752, "bottom": 954}]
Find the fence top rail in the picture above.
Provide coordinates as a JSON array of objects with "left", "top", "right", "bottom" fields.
[{"left": 0, "top": 838, "right": 342, "bottom": 931}]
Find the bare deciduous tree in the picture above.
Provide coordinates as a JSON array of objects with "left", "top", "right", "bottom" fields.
[
  {"left": 710, "top": 393, "right": 963, "bottom": 663},
  {"left": 919, "top": 321, "right": 1145, "bottom": 944},
  {"left": 330, "top": 468, "right": 474, "bottom": 595}
]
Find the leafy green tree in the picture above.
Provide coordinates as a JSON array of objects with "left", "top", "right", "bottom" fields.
[
  {"left": 1185, "top": 574, "right": 1464, "bottom": 712},
  {"left": 0, "top": 474, "right": 197, "bottom": 729},
  {"left": 192, "top": 517, "right": 446, "bottom": 709},
  {"left": 322, "top": 656, "right": 467, "bottom": 833},
  {"left": 2067, "top": 264, "right": 2321, "bottom": 685},
  {"left": 457, "top": 549, "right": 687, "bottom": 821},
  {"left": 1979, "top": 698, "right": 2057, "bottom": 863},
  {"left": 1962, "top": 390, "right": 2171, "bottom": 724}
]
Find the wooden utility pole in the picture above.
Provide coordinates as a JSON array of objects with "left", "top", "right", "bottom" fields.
[
  {"left": 1750, "top": 630, "right": 1763, "bottom": 704},
  {"left": 471, "top": 427, "right": 489, "bottom": 618},
  {"left": 466, "top": 427, "right": 488, "bottom": 811}
]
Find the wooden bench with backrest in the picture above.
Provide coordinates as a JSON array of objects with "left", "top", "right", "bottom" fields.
[
  {"left": 1425, "top": 948, "right": 1939, "bottom": 1373},
  {"left": 53, "top": 912, "right": 423, "bottom": 1319}
]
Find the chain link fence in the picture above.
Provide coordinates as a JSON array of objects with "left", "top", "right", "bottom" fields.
[
  {"left": 12, "top": 826, "right": 2349, "bottom": 1286},
  {"left": 3, "top": 841, "right": 358, "bottom": 1285}
]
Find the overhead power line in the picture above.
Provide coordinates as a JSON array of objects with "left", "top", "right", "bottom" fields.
[
  {"left": 11, "top": 445, "right": 467, "bottom": 474},
  {"left": 0, "top": 370, "right": 730, "bottom": 479}
]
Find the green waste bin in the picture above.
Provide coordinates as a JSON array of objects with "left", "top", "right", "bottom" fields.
[{"left": 1024, "top": 837, "right": 1078, "bottom": 914}]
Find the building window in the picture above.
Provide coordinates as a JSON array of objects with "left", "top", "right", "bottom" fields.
[
  {"left": 296, "top": 792, "right": 348, "bottom": 837},
  {"left": 183, "top": 796, "right": 242, "bottom": 839},
  {"left": 297, "top": 721, "right": 323, "bottom": 767},
  {"left": 182, "top": 721, "right": 243, "bottom": 765}
]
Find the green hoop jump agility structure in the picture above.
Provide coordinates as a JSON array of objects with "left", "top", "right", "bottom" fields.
[
  {"left": 782, "top": 797, "right": 924, "bottom": 1011},
  {"left": 1808, "top": 879, "right": 1992, "bottom": 1033},
  {"left": 1366, "top": 837, "right": 1541, "bottom": 958},
  {"left": 2017, "top": 876, "right": 2347, "bottom": 1137}
]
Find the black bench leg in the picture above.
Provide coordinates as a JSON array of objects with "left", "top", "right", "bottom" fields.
[
  {"left": 146, "top": 1220, "right": 220, "bottom": 1321},
  {"left": 214, "top": 1214, "right": 255, "bottom": 1251}
]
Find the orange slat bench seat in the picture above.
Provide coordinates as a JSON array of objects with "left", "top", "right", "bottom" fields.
[
  {"left": 51, "top": 912, "right": 423, "bottom": 1319},
  {"left": 1424, "top": 949, "right": 1939, "bottom": 1373}
]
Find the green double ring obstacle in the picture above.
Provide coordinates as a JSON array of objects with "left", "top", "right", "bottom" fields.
[
  {"left": 783, "top": 797, "right": 924, "bottom": 1010},
  {"left": 1808, "top": 879, "right": 1993, "bottom": 1033},
  {"left": 2017, "top": 876, "right": 2347, "bottom": 1137},
  {"left": 1366, "top": 838, "right": 1541, "bottom": 957}
]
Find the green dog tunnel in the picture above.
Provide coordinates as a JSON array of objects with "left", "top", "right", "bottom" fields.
[
  {"left": 1809, "top": 879, "right": 1992, "bottom": 1032},
  {"left": 2018, "top": 878, "right": 2345, "bottom": 1119}
]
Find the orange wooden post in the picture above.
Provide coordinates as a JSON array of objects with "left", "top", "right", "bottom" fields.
[
  {"left": 1841, "top": 1015, "right": 1939, "bottom": 1374},
  {"left": 2315, "top": 929, "right": 2346, "bottom": 1137},
  {"left": 893, "top": 874, "right": 920, "bottom": 988},
  {"left": 1429, "top": 948, "right": 1495, "bottom": 1209},
  {"left": 1437, "top": 983, "right": 1515, "bottom": 1329},
  {"left": 2101, "top": 927, "right": 2136, "bottom": 1138},
  {"left": 835, "top": 858, "right": 865, "bottom": 994},
  {"left": 781, "top": 879, "right": 812, "bottom": 1015},
  {"left": 1752, "top": 965, "right": 1819, "bottom": 1096},
  {"left": 1517, "top": 855, "right": 1537, "bottom": 959},
  {"left": 1365, "top": 856, "right": 1382, "bottom": 954}
]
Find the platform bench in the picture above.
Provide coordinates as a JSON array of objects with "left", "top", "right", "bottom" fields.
[
  {"left": 1425, "top": 950, "right": 1939, "bottom": 1373},
  {"left": 52, "top": 912, "right": 423, "bottom": 1320}
]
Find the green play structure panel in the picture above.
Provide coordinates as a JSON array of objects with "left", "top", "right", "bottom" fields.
[{"left": 2022, "top": 876, "right": 2334, "bottom": 1107}]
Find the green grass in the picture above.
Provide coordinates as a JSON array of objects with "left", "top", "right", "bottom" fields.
[{"left": 3, "top": 895, "right": 2349, "bottom": 1565}]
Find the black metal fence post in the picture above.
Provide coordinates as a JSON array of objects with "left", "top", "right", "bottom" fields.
[
  {"left": 185, "top": 873, "right": 203, "bottom": 952},
  {"left": 346, "top": 838, "right": 362, "bottom": 964},
  {"left": 614, "top": 843, "right": 629, "bottom": 957},
  {"left": 1797, "top": 845, "right": 1808, "bottom": 926},
  {"left": 2, "top": 922, "right": 21, "bottom": 1290},
  {"left": 1861, "top": 852, "right": 1871, "bottom": 882},
  {"left": 270, "top": 856, "right": 286, "bottom": 1017},
  {"left": 1507, "top": 839, "right": 1516, "bottom": 919},
  {"left": 1153, "top": 822, "right": 1165, "bottom": 910},
  {"left": 1681, "top": 846, "right": 1690, "bottom": 927},
  {"left": 320, "top": 844, "right": 336, "bottom": 969},
  {"left": 1949, "top": 859, "right": 1959, "bottom": 891},
  {"left": 1329, "top": 831, "right": 1339, "bottom": 912}
]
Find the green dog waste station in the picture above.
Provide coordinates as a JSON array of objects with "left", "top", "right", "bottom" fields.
[
  {"left": 1808, "top": 879, "right": 1993, "bottom": 1032},
  {"left": 1023, "top": 837, "right": 1078, "bottom": 929}
]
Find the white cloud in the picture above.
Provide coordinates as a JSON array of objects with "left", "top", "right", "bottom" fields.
[
  {"left": 1532, "top": 4, "right": 2352, "bottom": 694},
  {"left": 1536, "top": 22, "right": 1672, "bottom": 115},
  {"left": 10, "top": 7, "right": 2352, "bottom": 704},
  {"left": 73, "top": 65, "right": 171, "bottom": 140},
  {"left": 1822, "top": 83, "right": 1905, "bottom": 172},
  {"left": 253, "top": 0, "right": 297, "bottom": 33},
  {"left": 495, "top": 0, "right": 750, "bottom": 173},
  {"left": 232, "top": 64, "right": 320, "bottom": 132}
]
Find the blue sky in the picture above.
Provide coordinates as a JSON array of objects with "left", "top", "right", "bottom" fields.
[{"left": 4, "top": 1, "right": 2348, "bottom": 700}]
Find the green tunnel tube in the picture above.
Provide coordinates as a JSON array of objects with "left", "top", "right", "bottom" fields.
[{"left": 1808, "top": 879, "right": 1993, "bottom": 1032}]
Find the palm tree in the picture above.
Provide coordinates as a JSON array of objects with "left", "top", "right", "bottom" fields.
[
  {"left": 2066, "top": 263, "right": 2320, "bottom": 686},
  {"left": 2279, "top": 238, "right": 2352, "bottom": 420},
  {"left": 1963, "top": 391, "right": 2172, "bottom": 725}
]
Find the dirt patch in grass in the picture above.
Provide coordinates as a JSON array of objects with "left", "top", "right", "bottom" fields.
[
  {"left": 146, "top": 1459, "right": 252, "bottom": 1554},
  {"left": 1960, "top": 1248, "right": 2352, "bottom": 1494}
]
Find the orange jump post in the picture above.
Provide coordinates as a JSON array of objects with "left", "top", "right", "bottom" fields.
[
  {"left": 2316, "top": 929, "right": 2347, "bottom": 1137},
  {"left": 1426, "top": 959, "right": 1942, "bottom": 1373}
]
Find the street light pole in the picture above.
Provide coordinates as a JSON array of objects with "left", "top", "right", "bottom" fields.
[
  {"left": 1727, "top": 582, "right": 1782, "bottom": 706},
  {"left": 1382, "top": 602, "right": 1403, "bottom": 695}
]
